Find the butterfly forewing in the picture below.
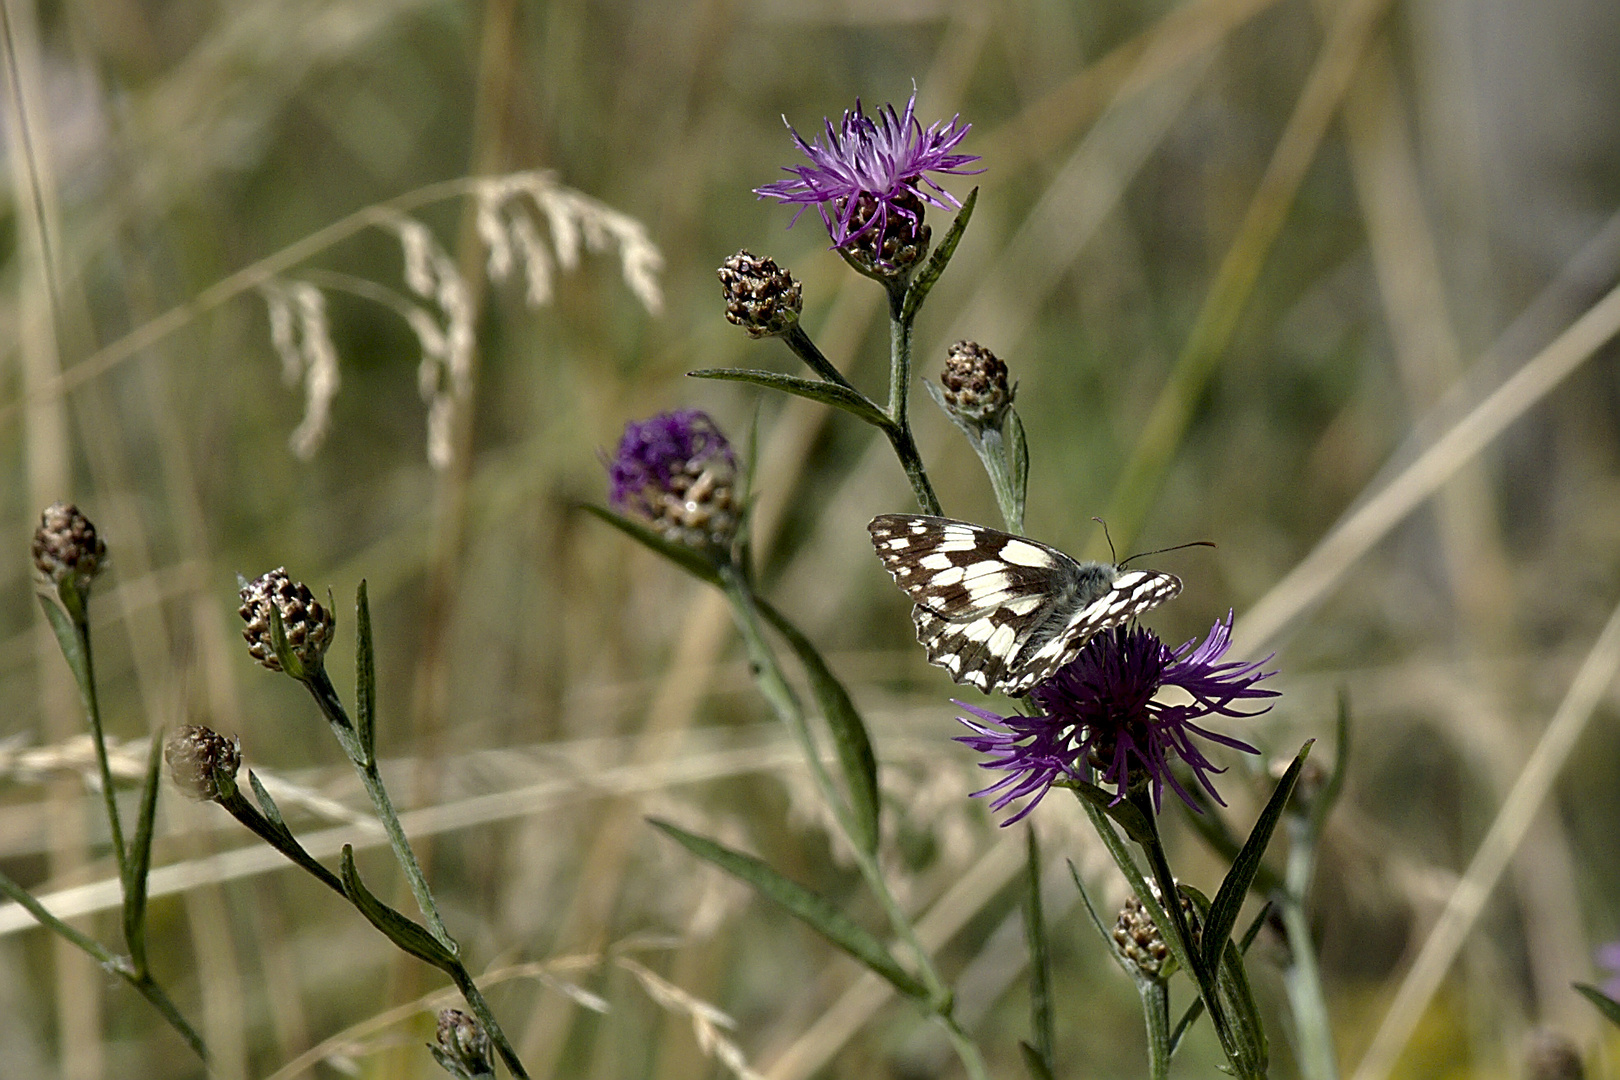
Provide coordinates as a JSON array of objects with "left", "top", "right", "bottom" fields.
[{"left": 869, "top": 514, "right": 1182, "bottom": 694}]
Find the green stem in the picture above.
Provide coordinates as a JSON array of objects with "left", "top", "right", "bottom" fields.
[
  {"left": 1140, "top": 978, "right": 1172, "bottom": 1080},
  {"left": 72, "top": 615, "right": 127, "bottom": 872},
  {"left": 782, "top": 324, "right": 858, "bottom": 390},
  {"left": 303, "top": 667, "right": 454, "bottom": 953},
  {"left": 0, "top": 870, "right": 208, "bottom": 1062},
  {"left": 449, "top": 966, "right": 529, "bottom": 1079},
  {"left": 884, "top": 281, "right": 942, "bottom": 515},
  {"left": 1282, "top": 818, "right": 1338, "bottom": 1080},
  {"left": 718, "top": 565, "right": 981, "bottom": 1068}
]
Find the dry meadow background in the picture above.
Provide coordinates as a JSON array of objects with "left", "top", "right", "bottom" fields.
[{"left": 4, "top": 0, "right": 1620, "bottom": 1076}]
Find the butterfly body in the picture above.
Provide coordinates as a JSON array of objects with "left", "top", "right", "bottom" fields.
[{"left": 868, "top": 514, "right": 1182, "bottom": 695}]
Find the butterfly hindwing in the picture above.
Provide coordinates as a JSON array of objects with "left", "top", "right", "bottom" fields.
[{"left": 869, "top": 514, "right": 1182, "bottom": 694}]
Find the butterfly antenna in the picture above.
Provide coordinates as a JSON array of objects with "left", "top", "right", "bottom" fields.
[
  {"left": 1119, "top": 539, "right": 1216, "bottom": 569},
  {"left": 1092, "top": 517, "right": 1118, "bottom": 564}
]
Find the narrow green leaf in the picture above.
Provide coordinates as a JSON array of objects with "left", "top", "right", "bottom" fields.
[
  {"left": 1202, "top": 740, "right": 1313, "bottom": 973},
  {"left": 1575, "top": 983, "right": 1620, "bottom": 1028},
  {"left": 688, "top": 368, "right": 891, "bottom": 430},
  {"left": 0, "top": 869, "right": 121, "bottom": 967},
  {"left": 1170, "top": 902, "right": 1272, "bottom": 1056},
  {"left": 338, "top": 845, "right": 458, "bottom": 972},
  {"left": 354, "top": 581, "right": 377, "bottom": 768},
  {"left": 1024, "top": 828, "right": 1055, "bottom": 1072},
  {"left": 581, "top": 504, "right": 723, "bottom": 587},
  {"left": 1071, "top": 780, "right": 1156, "bottom": 846},
  {"left": 1215, "top": 933, "right": 1269, "bottom": 1073},
  {"left": 122, "top": 735, "right": 164, "bottom": 974},
  {"left": 1007, "top": 408, "right": 1029, "bottom": 523},
  {"left": 902, "top": 187, "right": 977, "bottom": 323},
  {"left": 1068, "top": 858, "right": 1131, "bottom": 977},
  {"left": 37, "top": 595, "right": 91, "bottom": 699},
  {"left": 1018, "top": 1041, "right": 1057, "bottom": 1080},
  {"left": 648, "top": 819, "right": 926, "bottom": 999},
  {"left": 755, "top": 600, "right": 881, "bottom": 855},
  {"left": 247, "top": 770, "right": 290, "bottom": 836}
]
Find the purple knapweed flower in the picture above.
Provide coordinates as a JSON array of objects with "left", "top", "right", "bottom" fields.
[
  {"left": 607, "top": 410, "right": 739, "bottom": 552},
  {"left": 1597, "top": 942, "right": 1620, "bottom": 999},
  {"left": 755, "top": 91, "right": 981, "bottom": 259},
  {"left": 955, "top": 614, "right": 1275, "bottom": 824}
]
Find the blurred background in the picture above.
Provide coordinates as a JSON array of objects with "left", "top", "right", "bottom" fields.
[{"left": 3, "top": 0, "right": 1620, "bottom": 1076}]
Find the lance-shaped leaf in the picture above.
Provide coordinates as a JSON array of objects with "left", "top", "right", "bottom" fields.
[
  {"left": 354, "top": 582, "right": 377, "bottom": 768},
  {"left": 1018, "top": 1042, "right": 1057, "bottom": 1080},
  {"left": 1215, "top": 931, "right": 1269, "bottom": 1072},
  {"left": 756, "top": 599, "right": 880, "bottom": 855},
  {"left": 582, "top": 505, "right": 723, "bottom": 587},
  {"left": 1201, "top": 740, "right": 1312, "bottom": 973},
  {"left": 339, "top": 845, "right": 458, "bottom": 972},
  {"left": 649, "top": 819, "right": 926, "bottom": 999},
  {"left": 1574, "top": 983, "right": 1620, "bottom": 1028},
  {"left": 902, "top": 187, "right": 977, "bottom": 323},
  {"left": 688, "top": 368, "right": 891, "bottom": 430},
  {"left": 1170, "top": 902, "right": 1272, "bottom": 1055},
  {"left": 37, "top": 596, "right": 92, "bottom": 701},
  {"left": 122, "top": 735, "right": 165, "bottom": 975}
]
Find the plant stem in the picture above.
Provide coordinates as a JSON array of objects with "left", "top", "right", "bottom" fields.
[
  {"left": 303, "top": 667, "right": 454, "bottom": 952},
  {"left": 71, "top": 615, "right": 127, "bottom": 872},
  {"left": 783, "top": 324, "right": 858, "bottom": 389},
  {"left": 1140, "top": 979, "right": 1172, "bottom": 1080},
  {"left": 884, "top": 280, "right": 942, "bottom": 515},
  {"left": 718, "top": 565, "right": 983, "bottom": 1072},
  {"left": 1282, "top": 817, "right": 1338, "bottom": 1080},
  {"left": 448, "top": 966, "right": 528, "bottom": 1079}
]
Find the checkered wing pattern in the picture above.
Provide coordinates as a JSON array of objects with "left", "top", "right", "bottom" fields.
[{"left": 868, "top": 514, "right": 1182, "bottom": 694}]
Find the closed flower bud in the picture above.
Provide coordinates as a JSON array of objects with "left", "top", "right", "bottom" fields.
[
  {"left": 165, "top": 725, "right": 241, "bottom": 802},
  {"left": 32, "top": 503, "right": 107, "bottom": 591},
  {"left": 608, "top": 410, "right": 739, "bottom": 554},
  {"left": 1112, "top": 891, "right": 1197, "bottom": 981},
  {"left": 940, "top": 341, "right": 1013, "bottom": 429},
  {"left": 239, "top": 568, "right": 334, "bottom": 677},
  {"left": 719, "top": 251, "right": 802, "bottom": 338},
  {"left": 841, "top": 188, "right": 931, "bottom": 278},
  {"left": 430, "top": 1009, "right": 495, "bottom": 1079}
]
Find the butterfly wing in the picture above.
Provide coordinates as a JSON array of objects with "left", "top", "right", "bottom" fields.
[
  {"left": 869, "top": 514, "right": 1183, "bottom": 695},
  {"left": 1002, "top": 568, "right": 1183, "bottom": 694},
  {"left": 869, "top": 515, "right": 1082, "bottom": 693}
]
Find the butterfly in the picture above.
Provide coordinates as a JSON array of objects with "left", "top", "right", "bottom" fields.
[{"left": 868, "top": 514, "right": 1183, "bottom": 695}]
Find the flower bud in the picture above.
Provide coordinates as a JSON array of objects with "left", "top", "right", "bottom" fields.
[
  {"left": 608, "top": 410, "right": 739, "bottom": 554},
  {"left": 718, "top": 250, "right": 802, "bottom": 338},
  {"left": 165, "top": 725, "right": 241, "bottom": 802},
  {"left": 32, "top": 503, "right": 107, "bottom": 591},
  {"left": 1112, "top": 890, "right": 1197, "bottom": 981},
  {"left": 840, "top": 189, "right": 930, "bottom": 278},
  {"left": 239, "top": 569, "right": 334, "bottom": 677},
  {"left": 940, "top": 341, "right": 1013, "bottom": 429},
  {"left": 430, "top": 1009, "right": 495, "bottom": 1079}
]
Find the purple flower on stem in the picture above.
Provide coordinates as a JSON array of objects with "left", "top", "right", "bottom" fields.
[
  {"left": 607, "top": 410, "right": 739, "bottom": 552},
  {"left": 755, "top": 91, "right": 981, "bottom": 260},
  {"left": 955, "top": 614, "right": 1276, "bottom": 824},
  {"left": 1597, "top": 942, "right": 1620, "bottom": 999}
]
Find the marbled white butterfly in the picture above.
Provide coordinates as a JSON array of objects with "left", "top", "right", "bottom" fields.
[{"left": 868, "top": 514, "right": 1183, "bottom": 695}]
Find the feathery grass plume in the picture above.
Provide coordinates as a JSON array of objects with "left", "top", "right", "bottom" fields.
[
  {"left": 617, "top": 958, "right": 763, "bottom": 1080},
  {"left": 256, "top": 170, "right": 662, "bottom": 465}
]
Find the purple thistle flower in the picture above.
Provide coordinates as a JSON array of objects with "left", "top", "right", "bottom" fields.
[
  {"left": 607, "top": 410, "right": 739, "bottom": 552},
  {"left": 755, "top": 91, "right": 982, "bottom": 253},
  {"left": 1597, "top": 941, "right": 1620, "bottom": 999},
  {"left": 955, "top": 614, "right": 1276, "bottom": 824}
]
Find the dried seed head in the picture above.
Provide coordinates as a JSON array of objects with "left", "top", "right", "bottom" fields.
[
  {"left": 431, "top": 1009, "right": 495, "bottom": 1079},
  {"left": 32, "top": 503, "right": 107, "bottom": 590},
  {"left": 940, "top": 341, "right": 1013, "bottom": 429},
  {"left": 165, "top": 725, "right": 241, "bottom": 802},
  {"left": 718, "top": 250, "right": 802, "bottom": 338},
  {"left": 239, "top": 568, "right": 334, "bottom": 677},
  {"left": 1112, "top": 891, "right": 1197, "bottom": 981},
  {"left": 840, "top": 189, "right": 931, "bottom": 278}
]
